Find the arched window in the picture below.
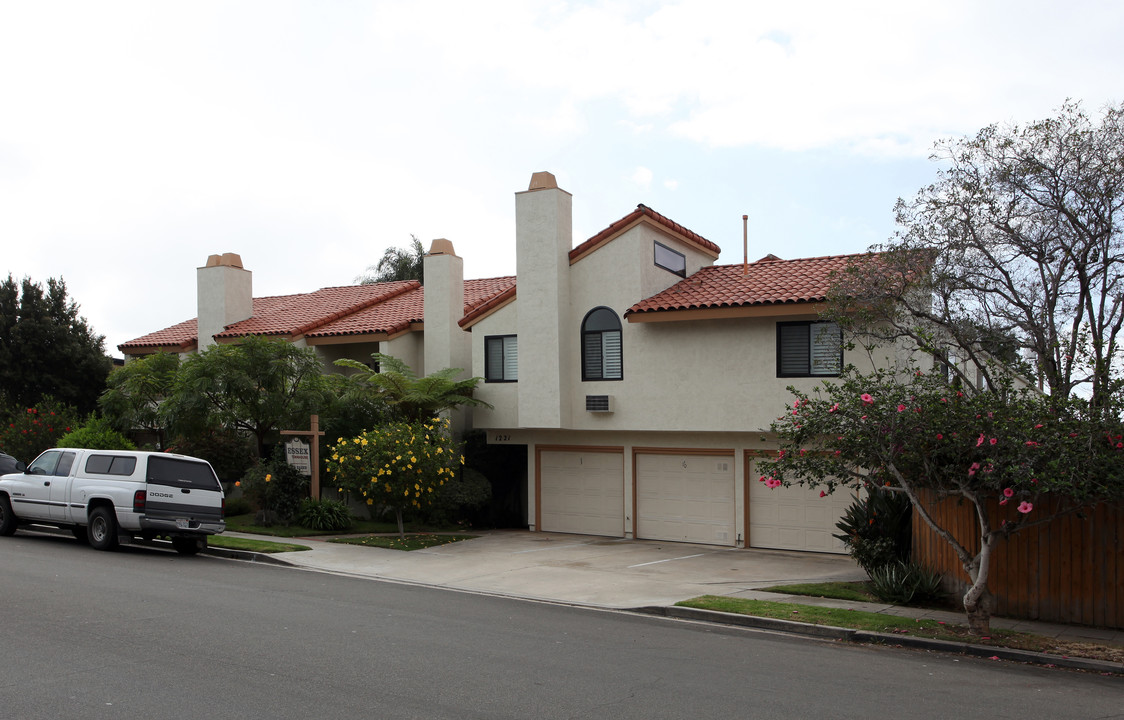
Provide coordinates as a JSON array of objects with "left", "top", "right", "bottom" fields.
[{"left": 581, "top": 307, "right": 622, "bottom": 381}]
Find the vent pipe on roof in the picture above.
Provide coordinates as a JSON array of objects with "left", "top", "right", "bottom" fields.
[{"left": 742, "top": 214, "right": 749, "bottom": 275}]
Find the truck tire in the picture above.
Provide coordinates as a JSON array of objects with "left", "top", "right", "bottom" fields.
[
  {"left": 172, "top": 537, "right": 205, "bottom": 556},
  {"left": 0, "top": 496, "right": 17, "bottom": 536},
  {"left": 87, "top": 507, "right": 119, "bottom": 551}
]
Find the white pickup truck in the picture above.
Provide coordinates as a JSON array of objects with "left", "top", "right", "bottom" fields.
[{"left": 0, "top": 448, "right": 225, "bottom": 555}]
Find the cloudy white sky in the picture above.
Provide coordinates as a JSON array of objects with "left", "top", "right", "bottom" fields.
[{"left": 2, "top": 0, "right": 1122, "bottom": 356}]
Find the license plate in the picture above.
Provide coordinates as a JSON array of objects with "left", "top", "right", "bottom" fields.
[{"left": 176, "top": 519, "right": 190, "bottom": 529}]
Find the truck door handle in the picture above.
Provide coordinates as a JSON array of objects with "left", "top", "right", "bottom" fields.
[
  {"left": 181, "top": 488, "right": 191, "bottom": 494},
  {"left": 43, "top": 481, "right": 51, "bottom": 486}
]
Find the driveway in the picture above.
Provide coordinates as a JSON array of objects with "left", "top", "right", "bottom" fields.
[{"left": 232, "top": 529, "right": 866, "bottom": 608}]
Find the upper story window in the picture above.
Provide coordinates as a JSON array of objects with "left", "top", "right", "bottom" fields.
[
  {"left": 777, "top": 321, "right": 842, "bottom": 377},
  {"left": 654, "top": 241, "right": 686, "bottom": 277},
  {"left": 582, "top": 307, "right": 623, "bottom": 381},
  {"left": 485, "top": 335, "right": 518, "bottom": 382}
]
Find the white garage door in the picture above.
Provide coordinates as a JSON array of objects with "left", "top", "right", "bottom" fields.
[
  {"left": 636, "top": 453, "right": 736, "bottom": 546},
  {"left": 748, "top": 462, "right": 851, "bottom": 553},
  {"left": 539, "top": 449, "right": 624, "bottom": 537}
]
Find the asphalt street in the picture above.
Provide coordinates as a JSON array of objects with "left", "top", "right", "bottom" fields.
[{"left": 2, "top": 533, "right": 1120, "bottom": 720}]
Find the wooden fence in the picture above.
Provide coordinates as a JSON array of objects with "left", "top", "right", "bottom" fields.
[{"left": 911, "top": 492, "right": 1124, "bottom": 629}]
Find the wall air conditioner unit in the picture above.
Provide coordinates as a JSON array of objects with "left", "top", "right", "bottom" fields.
[{"left": 585, "top": 395, "right": 614, "bottom": 413}]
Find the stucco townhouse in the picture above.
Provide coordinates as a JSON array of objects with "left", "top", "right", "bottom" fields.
[{"left": 123, "top": 171, "right": 899, "bottom": 554}]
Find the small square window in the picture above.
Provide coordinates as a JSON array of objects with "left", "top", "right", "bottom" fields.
[
  {"left": 654, "top": 241, "right": 686, "bottom": 277},
  {"left": 485, "top": 335, "right": 518, "bottom": 382},
  {"left": 777, "top": 321, "right": 842, "bottom": 377}
]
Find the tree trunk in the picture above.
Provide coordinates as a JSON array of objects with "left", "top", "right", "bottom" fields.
[
  {"left": 395, "top": 508, "right": 405, "bottom": 538},
  {"left": 960, "top": 534, "right": 997, "bottom": 635},
  {"left": 963, "top": 586, "right": 993, "bottom": 635}
]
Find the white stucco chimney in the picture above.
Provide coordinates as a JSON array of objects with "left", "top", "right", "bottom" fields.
[
  {"left": 423, "top": 238, "right": 471, "bottom": 433},
  {"left": 423, "top": 238, "right": 469, "bottom": 377},
  {"left": 197, "top": 253, "right": 252, "bottom": 351},
  {"left": 516, "top": 171, "right": 573, "bottom": 428}
]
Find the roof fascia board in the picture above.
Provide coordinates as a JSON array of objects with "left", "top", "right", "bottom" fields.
[
  {"left": 459, "top": 291, "right": 518, "bottom": 330},
  {"left": 626, "top": 301, "right": 828, "bottom": 323},
  {"left": 305, "top": 332, "right": 392, "bottom": 346}
]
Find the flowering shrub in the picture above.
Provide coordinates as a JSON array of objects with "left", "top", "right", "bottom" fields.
[
  {"left": 758, "top": 366, "right": 1124, "bottom": 633},
  {"left": 325, "top": 419, "right": 462, "bottom": 536},
  {"left": 240, "top": 453, "right": 309, "bottom": 525},
  {"left": 0, "top": 399, "right": 81, "bottom": 463}
]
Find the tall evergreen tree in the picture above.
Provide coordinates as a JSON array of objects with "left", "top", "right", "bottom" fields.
[{"left": 0, "top": 275, "right": 110, "bottom": 414}]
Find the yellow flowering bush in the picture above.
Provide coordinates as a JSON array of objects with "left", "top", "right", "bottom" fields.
[{"left": 325, "top": 419, "right": 463, "bottom": 536}]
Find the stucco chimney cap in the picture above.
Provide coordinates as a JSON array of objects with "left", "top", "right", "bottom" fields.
[
  {"left": 427, "top": 238, "right": 457, "bottom": 256},
  {"left": 204, "top": 253, "right": 244, "bottom": 269},
  {"left": 527, "top": 171, "right": 558, "bottom": 191}
]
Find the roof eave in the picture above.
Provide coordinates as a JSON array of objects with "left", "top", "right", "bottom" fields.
[{"left": 625, "top": 300, "right": 829, "bottom": 323}]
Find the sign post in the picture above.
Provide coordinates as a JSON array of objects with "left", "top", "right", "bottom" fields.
[{"left": 281, "top": 414, "right": 326, "bottom": 499}]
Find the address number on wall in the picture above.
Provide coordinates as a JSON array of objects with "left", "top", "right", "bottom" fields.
[{"left": 491, "top": 433, "right": 514, "bottom": 443}]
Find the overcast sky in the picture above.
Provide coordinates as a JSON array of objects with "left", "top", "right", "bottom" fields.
[{"left": 3, "top": 0, "right": 1122, "bottom": 356}]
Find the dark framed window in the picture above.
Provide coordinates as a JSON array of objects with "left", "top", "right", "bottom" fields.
[
  {"left": 654, "top": 241, "right": 686, "bottom": 277},
  {"left": 485, "top": 335, "right": 518, "bottom": 382},
  {"left": 582, "top": 307, "right": 622, "bottom": 381},
  {"left": 777, "top": 321, "right": 842, "bottom": 377}
]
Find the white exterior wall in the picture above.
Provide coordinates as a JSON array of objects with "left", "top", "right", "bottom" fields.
[
  {"left": 472, "top": 219, "right": 891, "bottom": 434},
  {"left": 384, "top": 332, "right": 423, "bottom": 376},
  {"left": 470, "top": 302, "right": 520, "bottom": 429}
]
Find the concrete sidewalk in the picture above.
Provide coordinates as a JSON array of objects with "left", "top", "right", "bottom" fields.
[{"left": 219, "top": 528, "right": 1124, "bottom": 651}]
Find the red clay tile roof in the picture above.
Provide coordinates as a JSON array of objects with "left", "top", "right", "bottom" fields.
[
  {"left": 120, "top": 277, "right": 518, "bottom": 351},
  {"left": 118, "top": 316, "right": 199, "bottom": 351},
  {"left": 216, "top": 281, "right": 420, "bottom": 339},
  {"left": 306, "top": 277, "right": 516, "bottom": 338},
  {"left": 625, "top": 253, "right": 873, "bottom": 316},
  {"left": 569, "top": 204, "right": 721, "bottom": 262}
]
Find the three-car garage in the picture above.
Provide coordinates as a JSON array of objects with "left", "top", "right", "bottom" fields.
[{"left": 534, "top": 446, "right": 847, "bottom": 553}]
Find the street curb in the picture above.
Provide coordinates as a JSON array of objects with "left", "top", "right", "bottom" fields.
[
  {"left": 637, "top": 605, "right": 856, "bottom": 640},
  {"left": 635, "top": 606, "right": 1124, "bottom": 675},
  {"left": 202, "top": 545, "right": 298, "bottom": 567}
]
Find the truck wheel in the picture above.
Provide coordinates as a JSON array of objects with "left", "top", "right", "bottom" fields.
[
  {"left": 0, "top": 496, "right": 17, "bottom": 536},
  {"left": 172, "top": 537, "right": 205, "bottom": 556},
  {"left": 87, "top": 507, "right": 119, "bottom": 551}
]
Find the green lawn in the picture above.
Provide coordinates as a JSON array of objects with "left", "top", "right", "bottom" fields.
[{"left": 760, "top": 581, "right": 878, "bottom": 603}]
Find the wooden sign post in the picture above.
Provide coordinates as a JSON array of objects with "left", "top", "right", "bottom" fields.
[{"left": 281, "top": 414, "right": 326, "bottom": 499}]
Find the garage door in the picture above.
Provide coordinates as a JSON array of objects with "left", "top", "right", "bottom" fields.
[
  {"left": 636, "top": 452, "right": 736, "bottom": 546},
  {"left": 748, "top": 461, "right": 851, "bottom": 553},
  {"left": 539, "top": 449, "right": 624, "bottom": 537}
]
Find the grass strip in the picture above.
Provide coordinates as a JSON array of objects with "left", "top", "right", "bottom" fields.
[{"left": 678, "top": 595, "right": 1028, "bottom": 646}]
